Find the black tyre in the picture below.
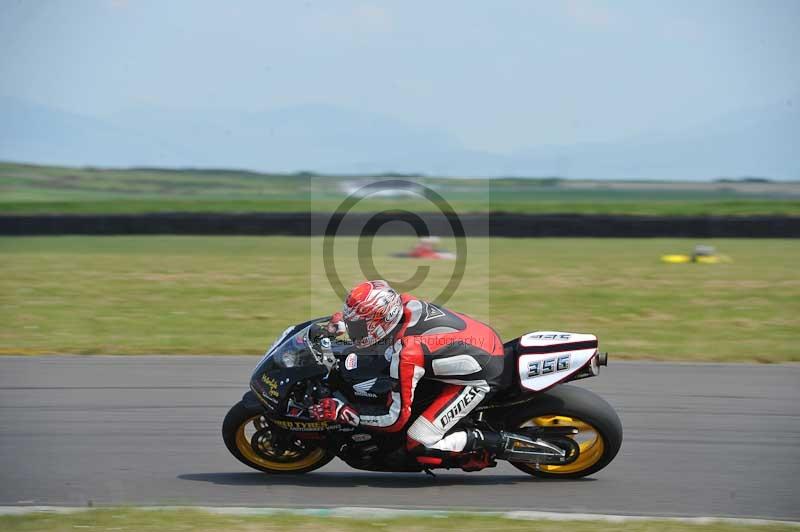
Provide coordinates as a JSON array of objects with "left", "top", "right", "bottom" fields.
[
  {"left": 222, "top": 400, "right": 335, "bottom": 474},
  {"left": 507, "top": 384, "right": 622, "bottom": 479}
]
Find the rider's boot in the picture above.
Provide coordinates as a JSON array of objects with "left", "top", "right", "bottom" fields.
[
  {"left": 407, "top": 429, "right": 510, "bottom": 471},
  {"left": 458, "top": 449, "right": 494, "bottom": 471},
  {"left": 455, "top": 429, "right": 508, "bottom": 471},
  {"left": 463, "top": 428, "right": 509, "bottom": 456}
]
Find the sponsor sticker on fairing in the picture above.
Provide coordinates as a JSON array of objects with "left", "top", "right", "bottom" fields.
[{"left": 345, "top": 353, "right": 358, "bottom": 370}]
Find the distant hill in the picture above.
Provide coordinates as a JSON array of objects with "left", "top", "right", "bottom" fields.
[
  {"left": 0, "top": 97, "right": 200, "bottom": 167},
  {"left": 2, "top": 96, "right": 798, "bottom": 179},
  {"left": 508, "top": 99, "right": 800, "bottom": 180}
]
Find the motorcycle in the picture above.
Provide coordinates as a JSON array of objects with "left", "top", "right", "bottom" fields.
[{"left": 223, "top": 318, "right": 622, "bottom": 478}]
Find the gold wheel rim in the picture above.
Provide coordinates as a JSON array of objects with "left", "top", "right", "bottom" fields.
[
  {"left": 518, "top": 415, "right": 605, "bottom": 474},
  {"left": 235, "top": 415, "right": 326, "bottom": 472}
]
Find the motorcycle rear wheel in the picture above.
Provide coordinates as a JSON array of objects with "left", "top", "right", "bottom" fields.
[
  {"left": 508, "top": 384, "right": 622, "bottom": 479},
  {"left": 222, "top": 400, "right": 335, "bottom": 474}
]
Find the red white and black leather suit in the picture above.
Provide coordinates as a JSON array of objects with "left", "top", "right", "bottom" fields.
[{"left": 356, "top": 294, "right": 505, "bottom": 452}]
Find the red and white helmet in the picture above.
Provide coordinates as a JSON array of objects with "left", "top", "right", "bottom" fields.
[{"left": 342, "top": 280, "right": 403, "bottom": 348}]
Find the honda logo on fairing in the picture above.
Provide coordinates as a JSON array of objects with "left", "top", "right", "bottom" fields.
[{"left": 439, "top": 388, "right": 479, "bottom": 428}]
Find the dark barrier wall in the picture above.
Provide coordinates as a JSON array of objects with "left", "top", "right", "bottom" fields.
[{"left": 1, "top": 213, "right": 799, "bottom": 237}]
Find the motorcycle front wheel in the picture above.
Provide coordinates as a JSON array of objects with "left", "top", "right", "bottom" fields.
[
  {"left": 508, "top": 384, "right": 623, "bottom": 479},
  {"left": 222, "top": 400, "right": 335, "bottom": 474}
]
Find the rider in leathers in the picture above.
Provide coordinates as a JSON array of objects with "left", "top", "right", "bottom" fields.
[{"left": 309, "top": 280, "right": 508, "bottom": 467}]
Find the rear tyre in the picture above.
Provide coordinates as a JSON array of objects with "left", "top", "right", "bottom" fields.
[
  {"left": 507, "top": 384, "right": 622, "bottom": 479},
  {"left": 222, "top": 400, "right": 334, "bottom": 474}
]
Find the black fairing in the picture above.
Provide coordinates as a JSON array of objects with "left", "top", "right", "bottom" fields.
[
  {"left": 250, "top": 317, "right": 384, "bottom": 413},
  {"left": 250, "top": 364, "right": 328, "bottom": 412},
  {"left": 249, "top": 317, "right": 328, "bottom": 412}
]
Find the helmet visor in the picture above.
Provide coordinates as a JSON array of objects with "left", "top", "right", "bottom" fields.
[{"left": 344, "top": 317, "right": 369, "bottom": 346}]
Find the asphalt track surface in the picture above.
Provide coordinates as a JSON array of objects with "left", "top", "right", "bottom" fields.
[{"left": 0, "top": 357, "right": 798, "bottom": 520}]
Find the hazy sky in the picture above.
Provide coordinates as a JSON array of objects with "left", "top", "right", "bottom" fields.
[{"left": 1, "top": 0, "right": 799, "bottom": 153}]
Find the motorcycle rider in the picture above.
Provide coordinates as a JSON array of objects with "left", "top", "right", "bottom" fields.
[{"left": 309, "top": 279, "right": 509, "bottom": 467}]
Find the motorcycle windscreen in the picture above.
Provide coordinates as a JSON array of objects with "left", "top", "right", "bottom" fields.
[
  {"left": 250, "top": 326, "right": 327, "bottom": 410},
  {"left": 272, "top": 331, "right": 319, "bottom": 368}
]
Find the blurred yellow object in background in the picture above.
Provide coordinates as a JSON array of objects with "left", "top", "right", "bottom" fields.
[
  {"left": 661, "top": 254, "right": 693, "bottom": 263},
  {"left": 660, "top": 253, "right": 731, "bottom": 264}
]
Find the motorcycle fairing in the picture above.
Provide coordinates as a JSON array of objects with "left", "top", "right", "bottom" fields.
[
  {"left": 517, "top": 331, "right": 598, "bottom": 392},
  {"left": 250, "top": 364, "right": 328, "bottom": 411}
]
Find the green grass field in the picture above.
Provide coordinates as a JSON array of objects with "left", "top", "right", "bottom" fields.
[
  {"left": 1, "top": 236, "right": 797, "bottom": 361},
  {"left": 2, "top": 161, "right": 800, "bottom": 215},
  {"left": 0, "top": 509, "right": 795, "bottom": 532}
]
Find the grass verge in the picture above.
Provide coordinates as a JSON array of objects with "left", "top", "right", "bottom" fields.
[
  {"left": 0, "top": 509, "right": 796, "bottom": 532},
  {"left": 2, "top": 161, "right": 800, "bottom": 216},
  {"left": 0, "top": 236, "right": 797, "bottom": 361}
]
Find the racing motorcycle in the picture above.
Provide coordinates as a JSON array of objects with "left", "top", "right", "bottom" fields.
[{"left": 223, "top": 318, "right": 622, "bottom": 478}]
